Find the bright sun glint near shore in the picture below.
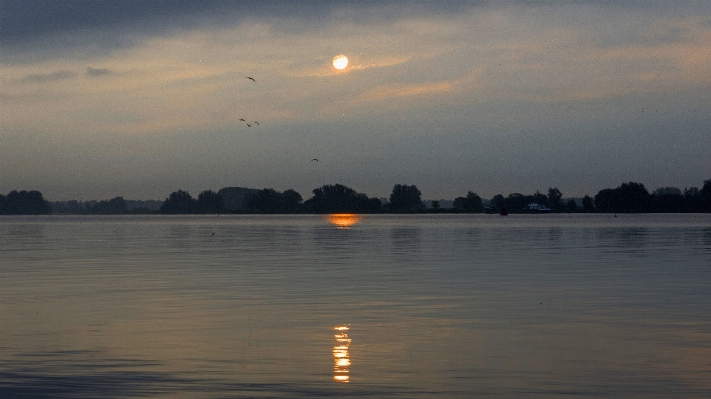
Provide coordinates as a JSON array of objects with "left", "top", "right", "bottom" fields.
[
  {"left": 326, "top": 214, "right": 361, "bottom": 228},
  {"left": 333, "top": 54, "right": 348, "bottom": 70}
]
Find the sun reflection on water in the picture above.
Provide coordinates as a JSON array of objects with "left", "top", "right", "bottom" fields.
[
  {"left": 326, "top": 214, "right": 362, "bottom": 228},
  {"left": 333, "top": 325, "right": 351, "bottom": 382}
]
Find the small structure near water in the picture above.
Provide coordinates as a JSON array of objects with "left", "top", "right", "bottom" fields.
[{"left": 525, "top": 203, "right": 551, "bottom": 212}]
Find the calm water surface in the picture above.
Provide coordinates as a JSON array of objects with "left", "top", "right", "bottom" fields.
[{"left": 1, "top": 214, "right": 710, "bottom": 398}]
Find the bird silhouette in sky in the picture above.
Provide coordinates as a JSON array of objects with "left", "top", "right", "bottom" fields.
[
  {"left": 247, "top": 124, "right": 251, "bottom": 127},
  {"left": 246, "top": 77, "right": 255, "bottom": 82},
  {"left": 254, "top": 122, "right": 259, "bottom": 126},
  {"left": 239, "top": 118, "right": 245, "bottom": 122},
  {"left": 311, "top": 158, "right": 318, "bottom": 162}
]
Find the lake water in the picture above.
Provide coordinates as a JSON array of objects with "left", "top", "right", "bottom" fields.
[{"left": 1, "top": 214, "right": 710, "bottom": 398}]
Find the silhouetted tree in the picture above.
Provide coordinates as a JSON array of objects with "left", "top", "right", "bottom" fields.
[
  {"left": 365, "top": 196, "right": 383, "bottom": 212},
  {"left": 617, "top": 182, "right": 650, "bottom": 212},
  {"left": 594, "top": 182, "right": 650, "bottom": 213},
  {"left": 303, "top": 184, "right": 380, "bottom": 213},
  {"left": 431, "top": 200, "right": 440, "bottom": 210},
  {"left": 566, "top": 199, "right": 578, "bottom": 212},
  {"left": 506, "top": 193, "right": 526, "bottom": 211},
  {"left": 684, "top": 187, "right": 701, "bottom": 212},
  {"left": 197, "top": 190, "right": 226, "bottom": 213},
  {"left": 453, "top": 191, "right": 484, "bottom": 213},
  {"left": 490, "top": 194, "right": 505, "bottom": 211},
  {"left": 653, "top": 187, "right": 682, "bottom": 196},
  {"left": 88, "top": 196, "right": 127, "bottom": 214},
  {"left": 160, "top": 190, "right": 197, "bottom": 214},
  {"left": 594, "top": 188, "right": 618, "bottom": 212},
  {"left": 533, "top": 190, "right": 548, "bottom": 207},
  {"left": 246, "top": 188, "right": 303, "bottom": 213},
  {"left": 650, "top": 188, "right": 685, "bottom": 213},
  {"left": 281, "top": 189, "right": 303, "bottom": 213},
  {"left": 65, "top": 200, "right": 83, "bottom": 214},
  {"left": 247, "top": 188, "right": 280, "bottom": 213},
  {"left": 548, "top": 187, "right": 562, "bottom": 210},
  {"left": 389, "top": 184, "right": 422, "bottom": 212},
  {"left": 0, "top": 194, "right": 6, "bottom": 214},
  {"left": 218, "top": 187, "right": 259, "bottom": 212},
  {"left": 582, "top": 195, "right": 595, "bottom": 212},
  {"left": 3, "top": 190, "right": 52, "bottom": 214},
  {"left": 701, "top": 179, "right": 711, "bottom": 212}
]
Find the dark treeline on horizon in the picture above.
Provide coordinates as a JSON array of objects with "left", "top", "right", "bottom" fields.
[
  {"left": 47, "top": 198, "right": 163, "bottom": 215},
  {"left": 2, "top": 179, "right": 711, "bottom": 215},
  {"left": 0, "top": 190, "right": 52, "bottom": 215}
]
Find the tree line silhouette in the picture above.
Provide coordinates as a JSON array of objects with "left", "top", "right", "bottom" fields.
[
  {"left": 46, "top": 198, "right": 161, "bottom": 214},
  {"left": 592, "top": 181, "right": 711, "bottom": 213},
  {"left": 3, "top": 178, "right": 710, "bottom": 215},
  {"left": 0, "top": 190, "right": 52, "bottom": 215}
]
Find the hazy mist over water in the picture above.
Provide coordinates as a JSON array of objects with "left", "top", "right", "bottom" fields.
[{"left": 1, "top": 214, "right": 710, "bottom": 398}]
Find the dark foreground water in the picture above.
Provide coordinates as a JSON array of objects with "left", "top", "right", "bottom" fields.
[{"left": 1, "top": 214, "right": 710, "bottom": 398}]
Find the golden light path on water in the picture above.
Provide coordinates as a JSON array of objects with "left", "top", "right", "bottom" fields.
[
  {"left": 326, "top": 214, "right": 362, "bottom": 228},
  {"left": 333, "top": 325, "right": 351, "bottom": 382},
  {"left": 328, "top": 219, "right": 355, "bottom": 383}
]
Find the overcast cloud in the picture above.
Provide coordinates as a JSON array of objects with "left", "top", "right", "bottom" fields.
[{"left": 1, "top": 1, "right": 710, "bottom": 200}]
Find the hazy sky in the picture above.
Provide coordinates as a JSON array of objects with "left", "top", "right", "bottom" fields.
[{"left": 2, "top": 1, "right": 710, "bottom": 201}]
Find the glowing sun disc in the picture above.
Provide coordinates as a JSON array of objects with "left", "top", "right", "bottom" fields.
[{"left": 333, "top": 55, "right": 348, "bottom": 70}]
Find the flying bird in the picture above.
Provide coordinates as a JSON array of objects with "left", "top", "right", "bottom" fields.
[
  {"left": 246, "top": 77, "right": 255, "bottom": 82},
  {"left": 254, "top": 122, "right": 259, "bottom": 126},
  {"left": 247, "top": 124, "right": 251, "bottom": 127},
  {"left": 311, "top": 158, "right": 318, "bottom": 162},
  {"left": 239, "top": 118, "right": 245, "bottom": 121}
]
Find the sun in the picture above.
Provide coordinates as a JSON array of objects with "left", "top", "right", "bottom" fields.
[{"left": 333, "top": 54, "right": 348, "bottom": 70}]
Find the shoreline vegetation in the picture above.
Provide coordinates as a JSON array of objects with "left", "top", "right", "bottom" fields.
[{"left": 1, "top": 180, "right": 710, "bottom": 215}]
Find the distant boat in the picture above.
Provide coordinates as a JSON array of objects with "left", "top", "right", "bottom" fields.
[{"left": 500, "top": 206, "right": 508, "bottom": 216}]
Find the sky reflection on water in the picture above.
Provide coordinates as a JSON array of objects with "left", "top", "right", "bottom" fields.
[{"left": 1, "top": 214, "right": 710, "bottom": 398}]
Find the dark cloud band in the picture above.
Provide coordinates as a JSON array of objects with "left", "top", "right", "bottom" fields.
[{"left": 22, "top": 70, "right": 77, "bottom": 83}]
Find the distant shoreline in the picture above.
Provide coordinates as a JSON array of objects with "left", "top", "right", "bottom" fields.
[{"left": 2, "top": 179, "right": 710, "bottom": 215}]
